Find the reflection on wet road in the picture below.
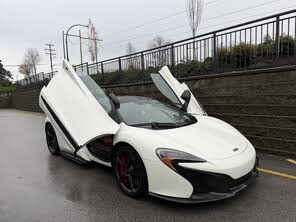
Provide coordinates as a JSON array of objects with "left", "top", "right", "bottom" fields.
[{"left": 0, "top": 109, "right": 295, "bottom": 222}]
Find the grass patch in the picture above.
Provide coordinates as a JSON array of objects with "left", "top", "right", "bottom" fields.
[{"left": 0, "top": 85, "right": 16, "bottom": 92}]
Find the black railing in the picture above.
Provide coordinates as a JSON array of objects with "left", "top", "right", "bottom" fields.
[
  {"left": 78, "top": 9, "right": 296, "bottom": 85},
  {"left": 15, "top": 71, "right": 57, "bottom": 88},
  {"left": 16, "top": 9, "right": 296, "bottom": 87}
]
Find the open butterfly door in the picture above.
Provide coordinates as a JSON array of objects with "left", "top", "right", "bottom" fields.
[
  {"left": 150, "top": 66, "right": 206, "bottom": 115},
  {"left": 39, "top": 60, "right": 119, "bottom": 152}
]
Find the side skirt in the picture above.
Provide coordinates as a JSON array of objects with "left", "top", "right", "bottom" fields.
[{"left": 60, "top": 151, "right": 91, "bottom": 165}]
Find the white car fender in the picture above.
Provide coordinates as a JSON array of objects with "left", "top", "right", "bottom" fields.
[{"left": 113, "top": 123, "right": 193, "bottom": 198}]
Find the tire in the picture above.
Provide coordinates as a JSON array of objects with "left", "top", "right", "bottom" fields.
[
  {"left": 45, "top": 123, "right": 60, "bottom": 155},
  {"left": 112, "top": 146, "right": 148, "bottom": 198}
]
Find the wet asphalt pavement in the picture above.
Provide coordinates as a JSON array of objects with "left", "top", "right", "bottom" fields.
[{"left": 0, "top": 109, "right": 295, "bottom": 222}]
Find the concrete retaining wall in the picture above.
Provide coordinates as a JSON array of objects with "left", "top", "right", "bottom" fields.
[
  {"left": 104, "top": 66, "right": 296, "bottom": 157},
  {"left": 0, "top": 92, "right": 12, "bottom": 108},
  {"left": 11, "top": 84, "right": 43, "bottom": 113},
  {"left": 9, "top": 66, "right": 296, "bottom": 157}
]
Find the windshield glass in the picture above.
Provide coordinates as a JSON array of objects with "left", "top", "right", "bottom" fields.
[{"left": 118, "top": 96, "right": 197, "bottom": 128}]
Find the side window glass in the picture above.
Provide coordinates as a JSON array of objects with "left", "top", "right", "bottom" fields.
[
  {"left": 150, "top": 73, "right": 181, "bottom": 107},
  {"left": 78, "top": 74, "right": 113, "bottom": 113}
]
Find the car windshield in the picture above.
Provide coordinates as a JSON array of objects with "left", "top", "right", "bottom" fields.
[
  {"left": 73, "top": 66, "right": 201, "bottom": 126},
  {"left": 118, "top": 97, "right": 197, "bottom": 129}
]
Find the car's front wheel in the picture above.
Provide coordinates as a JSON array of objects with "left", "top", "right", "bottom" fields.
[
  {"left": 113, "top": 146, "right": 148, "bottom": 198},
  {"left": 45, "top": 123, "right": 60, "bottom": 155}
]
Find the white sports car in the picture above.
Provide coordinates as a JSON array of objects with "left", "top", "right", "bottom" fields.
[{"left": 39, "top": 60, "right": 258, "bottom": 203}]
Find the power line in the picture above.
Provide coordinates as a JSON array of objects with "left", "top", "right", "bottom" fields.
[
  {"left": 107, "top": 0, "right": 219, "bottom": 36},
  {"left": 104, "top": 4, "right": 296, "bottom": 52},
  {"left": 105, "top": 0, "right": 284, "bottom": 47},
  {"left": 4, "top": 64, "right": 53, "bottom": 67},
  {"left": 196, "top": 3, "right": 296, "bottom": 33},
  {"left": 133, "top": 0, "right": 216, "bottom": 29},
  {"left": 106, "top": 23, "right": 186, "bottom": 47},
  {"left": 106, "top": 0, "right": 278, "bottom": 44},
  {"left": 106, "top": 0, "right": 279, "bottom": 46},
  {"left": 202, "top": 0, "right": 279, "bottom": 22}
]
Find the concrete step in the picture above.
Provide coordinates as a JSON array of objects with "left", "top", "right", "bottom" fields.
[
  {"left": 198, "top": 94, "right": 296, "bottom": 106},
  {"left": 246, "top": 135, "right": 296, "bottom": 153},
  {"left": 193, "top": 82, "right": 295, "bottom": 96},
  {"left": 11, "top": 106, "right": 42, "bottom": 113},
  {"left": 185, "top": 68, "right": 296, "bottom": 88},
  {"left": 233, "top": 124, "right": 295, "bottom": 140},
  {"left": 204, "top": 104, "right": 296, "bottom": 116},
  {"left": 210, "top": 113, "right": 296, "bottom": 129}
]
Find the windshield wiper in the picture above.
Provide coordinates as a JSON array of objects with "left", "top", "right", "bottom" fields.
[
  {"left": 151, "top": 122, "right": 177, "bottom": 129},
  {"left": 130, "top": 122, "right": 179, "bottom": 129}
]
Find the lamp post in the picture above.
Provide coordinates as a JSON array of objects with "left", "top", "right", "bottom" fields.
[{"left": 64, "top": 24, "right": 89, "bottom": 61}]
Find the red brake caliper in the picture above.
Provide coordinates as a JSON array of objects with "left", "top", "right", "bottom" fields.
[{"left": 119, "top": 155, "right": 128, "bottom": 184}]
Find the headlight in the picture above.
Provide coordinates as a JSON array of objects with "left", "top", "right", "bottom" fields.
[{"left": 156, "top": 148, "right": 206, "bottom": 171}]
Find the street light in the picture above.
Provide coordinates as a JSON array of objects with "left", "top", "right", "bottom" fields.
[{"left": 63, "top": 24, "right": 89, "bottom": 61}]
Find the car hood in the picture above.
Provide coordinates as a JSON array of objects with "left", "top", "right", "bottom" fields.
[{"left": 152, "top": 116, "right": 248, "bottom": 160}]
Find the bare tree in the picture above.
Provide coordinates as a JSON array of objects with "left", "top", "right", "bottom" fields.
[
  {"left": 186, "top": 0, "right": 203, "bottom": 37},
  {"left": 18, "top": 63, "right": 31, "bottom": 77},
  {"left": 186, "top": 0, "right": 204, "bottom": 60},
  {"left": 23, "top": 48, "right": 41, "bottom": 75},
  {"left": 88, "top": 19, "right": 99, "bottom": 63},
  {"left": 126, "top": 42, "right": 137, "bottom": 54},
  {"left": 149, "top": 35, "right": 171, "bottom": 67},
  {"left": 126, "top": 42, "right": 138, "bottom": 69},
  {"left": 149, "top": 35, "right": 170, "bottom": 48}
]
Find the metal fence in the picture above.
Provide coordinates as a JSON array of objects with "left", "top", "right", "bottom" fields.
[
  {"left": 16, "top": 9, "right": 296, "bottom": 87},
  {"left": 15, "top": 71, "right": 57, "bottom": 88},
  {"left": 88, "top": 9, "right": 296, "bottom": 77}
]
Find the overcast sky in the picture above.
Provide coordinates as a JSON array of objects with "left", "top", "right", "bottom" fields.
[{"left": 1, "top": 0, "right": 295, "bottom": 80}]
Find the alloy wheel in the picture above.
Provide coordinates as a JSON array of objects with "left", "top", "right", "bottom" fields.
[
  {"left": 113, "top": 147, "right": 148, "bottom": 197},
  {"left": 45, "top": 123, "right": 60, "bottom": 155}
]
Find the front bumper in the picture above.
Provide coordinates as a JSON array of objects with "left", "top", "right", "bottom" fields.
[{"left": 150, "top": 157, "right": 258, "bottom": 204}]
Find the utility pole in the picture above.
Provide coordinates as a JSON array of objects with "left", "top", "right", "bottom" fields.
[
  {"left": 79, "top": 29, "right": 83, "bottom": 64},
  {"left": 45, "top": 44, "right": 56, "bottom": 73}
]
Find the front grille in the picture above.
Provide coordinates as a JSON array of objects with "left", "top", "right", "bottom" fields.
[
  {"left": 174, "top": 163, "right": 252, "bottom": 195},
  {"left": 174, "top": 165, "right": 232, "bottom": 194}
]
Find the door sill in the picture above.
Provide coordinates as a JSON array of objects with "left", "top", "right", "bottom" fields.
[{"left": 60, "top": 151, "right": 91, "bottom": 165}]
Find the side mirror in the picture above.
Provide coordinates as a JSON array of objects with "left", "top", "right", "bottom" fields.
[
  {"left": 109, "top": 93, "right": 120, "bottom": 109},
  {"left": 181, "top": 90, "right": 191, "bottom": 112}
]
